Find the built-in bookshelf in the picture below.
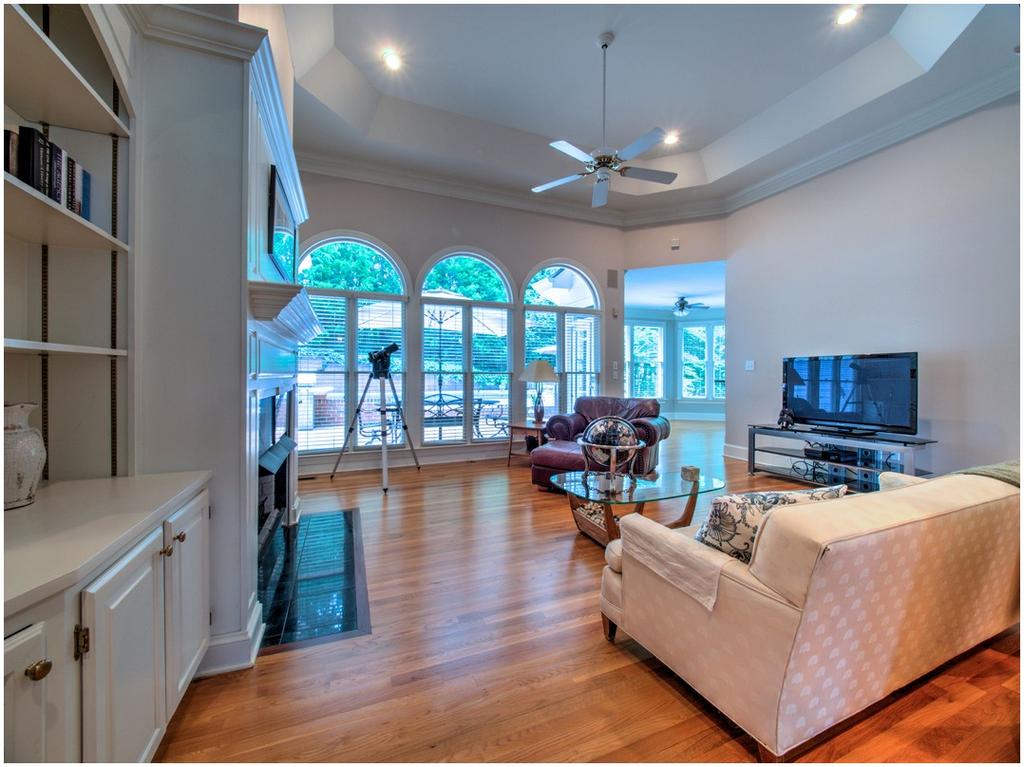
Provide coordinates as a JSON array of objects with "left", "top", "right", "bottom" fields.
[{"left": 3, "top": 3, "right": 131, "bottom": 480}]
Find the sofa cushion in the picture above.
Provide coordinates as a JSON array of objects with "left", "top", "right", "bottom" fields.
[{"left": 695, "top": 486, "right": 848, "bottom": 564}]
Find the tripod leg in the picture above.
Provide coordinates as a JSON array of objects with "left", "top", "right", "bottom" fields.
[
  {"left": 379, "top": 376, "right": 390, "bottom": 493},
  {"left": 389, "top": 375, "right": 421, "bottom": 470},
  {"left": 330, "top": 375, "right": 374, "bottom": 480}
]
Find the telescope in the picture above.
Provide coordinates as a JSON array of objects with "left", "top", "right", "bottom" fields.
[{"left": 368, "top": 342, "right": 399, "bottom": 379}]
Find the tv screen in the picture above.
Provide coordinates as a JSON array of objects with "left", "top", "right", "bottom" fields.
[{"left": 782, "top": 352, "right": 918, "bottom": 434}]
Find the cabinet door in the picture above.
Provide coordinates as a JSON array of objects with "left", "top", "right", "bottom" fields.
[
  {"left": 4, "top": 623, "right": 50, "bottom": 762},
  {"left": 82, "top": 528, "right": 166, "bottom": 763},
  {"left": 164, "top": 489, "right": 210, "bottom": 716}
]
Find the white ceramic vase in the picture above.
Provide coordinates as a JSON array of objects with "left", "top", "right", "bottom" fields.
[{"left": 5, "top": 403, "right": 46, "bottom": 510}]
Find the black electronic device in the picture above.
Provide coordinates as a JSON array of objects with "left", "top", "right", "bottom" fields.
[
  {"left": 368, "top": 342, "right": 400, "bottom": 379},
  {"left": 782, "top": 352, "right": 918, "bottom": 434}
]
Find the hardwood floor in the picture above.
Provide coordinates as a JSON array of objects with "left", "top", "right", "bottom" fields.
[{"left": 155, "top": 422, "right": 1020, "bottom": 762}]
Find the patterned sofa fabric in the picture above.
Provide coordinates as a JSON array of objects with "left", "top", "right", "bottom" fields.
[{"left": 531, "top": 396, "right": 671, "bottom": 488}]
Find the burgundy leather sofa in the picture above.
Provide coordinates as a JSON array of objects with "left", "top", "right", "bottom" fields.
[{"left": 531, "top": 396, "right": 671, "bottom": 489}]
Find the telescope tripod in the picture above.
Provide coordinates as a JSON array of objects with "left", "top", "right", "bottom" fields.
[{"left": 329, "top": 372, "right": 420, "bottom": 492}]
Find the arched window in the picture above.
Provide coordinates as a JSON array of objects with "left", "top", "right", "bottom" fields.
[
  {"left": 420, "top": 253, "right": 512, "bottom": 444},
  {"left": 523, "top": 264, "right": 600, "bottom": 414},
  {"left": 296, "top": 236, "right": 407, "bottom": 453}
]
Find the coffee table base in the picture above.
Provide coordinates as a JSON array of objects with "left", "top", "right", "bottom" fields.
[{"left": 567, "top": 476, "right": 701, "bottom": 547}]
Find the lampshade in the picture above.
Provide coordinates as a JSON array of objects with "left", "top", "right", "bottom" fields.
[{"left": 518, "top": 359, "right": 558, "bottom": 383}]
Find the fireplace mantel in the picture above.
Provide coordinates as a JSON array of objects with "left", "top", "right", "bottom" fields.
[{"left": 248, "top": 281, "right": 322, "bottom": 348}]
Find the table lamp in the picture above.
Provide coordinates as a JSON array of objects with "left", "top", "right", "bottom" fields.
[{"left": 519, "top": 360, "right": 559, "bottom": 422}]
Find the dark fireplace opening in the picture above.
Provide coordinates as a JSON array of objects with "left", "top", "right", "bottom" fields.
[{"left": 257, "top": 390, "right": 297, "bottom": 610}]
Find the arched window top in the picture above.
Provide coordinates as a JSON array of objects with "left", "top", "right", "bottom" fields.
[
  {"left": 421, "top": 253, "right": 510, "bottom": 303},
  {"left": 524, "top": 265, "right": 598, "bottom": 309},
  {"left": 298, "top": 237, "right": 405, "bottom": 294}
]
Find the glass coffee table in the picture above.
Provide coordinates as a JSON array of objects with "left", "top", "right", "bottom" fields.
[{"left": 550, "top": 468, "right": 726, "bottom": 547}]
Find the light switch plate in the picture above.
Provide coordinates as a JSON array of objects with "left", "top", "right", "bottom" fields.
[{"left": 744, "top": 360, "right": 755, "bottom": 371}]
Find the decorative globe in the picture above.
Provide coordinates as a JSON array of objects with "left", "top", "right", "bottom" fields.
[{"left": 580, "top": 416, "right": 640, "bottom": 472}]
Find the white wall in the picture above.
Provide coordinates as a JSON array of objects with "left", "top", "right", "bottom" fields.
[{"left": 724, "top": 102, "right": 1019, "bottom": 473}]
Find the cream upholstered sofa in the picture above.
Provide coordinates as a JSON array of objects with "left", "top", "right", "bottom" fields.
[{"left": 600, "top": 472, "right": 1020, "bottom": 760}]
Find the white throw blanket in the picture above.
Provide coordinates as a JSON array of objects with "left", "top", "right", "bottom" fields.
[{"left": 619, "top": 515, "right": 730, "bottom": 611}]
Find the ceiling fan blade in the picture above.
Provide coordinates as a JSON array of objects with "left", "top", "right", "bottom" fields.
[
  {"left": 592, "top": 177, "right": 609, "bottom": 208},
  {"left": 531, "top": 174, "right": 585, "bottom": 194},
  {"left": 620, "top": 166, "right": 677, "bottom": 185},
  {"left": 617, "top": 128, "right": 666, "bottom": 161},
  {"left": 549, "top": 140, "right": 594, "bottom": 164}
]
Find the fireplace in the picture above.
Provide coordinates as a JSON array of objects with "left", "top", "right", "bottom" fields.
[{"left": 257, "top": 390, "right": 296, "bottom": 555}]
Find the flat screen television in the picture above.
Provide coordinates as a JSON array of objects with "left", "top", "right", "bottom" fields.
[{"left": 782, "top": 352, "right": 918, "bottom": 434}]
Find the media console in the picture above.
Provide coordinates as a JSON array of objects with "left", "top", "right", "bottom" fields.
[{"left": 747, "top": 424, "right": 936, "bottom": 493}]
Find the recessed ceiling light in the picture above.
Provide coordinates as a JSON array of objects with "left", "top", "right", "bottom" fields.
[
  {"left": 381, "top": 48, "right": 402, "bottom": 71},
  {"left": 663, "top": 131, "right": 680, "bottom": 146},
  {"left": 836, "top": 6, "right": 859, "bottom": 25}
]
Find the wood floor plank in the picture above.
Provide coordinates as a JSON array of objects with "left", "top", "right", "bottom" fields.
[{"left": 155, "top": 421, "right": 1020, "bottom": 763}]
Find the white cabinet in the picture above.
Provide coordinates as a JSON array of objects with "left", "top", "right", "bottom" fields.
[
  {"left": 163, "top": 490, "right": 210, "bottom": 716},
  {"left": 81, "top": 529, "right": 167, "bottom": 763},
  {"left": 4, "top": 623, "right": 52, "bottom": 762}
]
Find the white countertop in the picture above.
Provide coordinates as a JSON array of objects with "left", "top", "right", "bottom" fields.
[{"left": 5, "top": 471, "right": 212, "bottom": 617}]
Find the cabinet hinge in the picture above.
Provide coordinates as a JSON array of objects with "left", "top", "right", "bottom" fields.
[
  {"left": 209, "top": 611, "right": 213, "bottom": 626},
  {"left": 73, "top": 625, "right": 90, "bottom": 660},
  {"left": 208, "top": 505, "right": 212, "bottom": 519}
]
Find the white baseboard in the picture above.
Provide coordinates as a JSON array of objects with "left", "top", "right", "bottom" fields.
[
  {"left": 196, "top": 598, "right": 264, "bottom": 677},
  {"left": 723, "top": 442, "right": 747, "bottom": 461},
  {"left": 299, "top": 442, "right": 509, "bottom": 477}
]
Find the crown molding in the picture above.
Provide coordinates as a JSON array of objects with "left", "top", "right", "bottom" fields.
[
  {"left": 125, "top": 4, "right": 266, "bottom": 61},
  {"left": 298, "top": 66, "right": 1019, "bottom": 232},
  {"left": 251, "top": 39, "right": 308, "bottom": 224},
  {"left": 296, "top": 152, "right": 626, "bottom": 228}
]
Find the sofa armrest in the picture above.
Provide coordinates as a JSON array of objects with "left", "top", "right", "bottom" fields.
[
  {"left": 631, "top": 416, "right": 671, "bottom": 447},
  {"left": 605, "top": 539, "right": 623, "bottom": 572},
  {"left": 620, "top": 514, "right": 732, "bottom": 610},
  {"left": 878, "top": 471, "right": 930, "bottom": 491},
  {"left": 546, "top": 412, "right": 587, "bottom": 441}
]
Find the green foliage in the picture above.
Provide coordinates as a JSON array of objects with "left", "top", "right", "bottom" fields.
[
  {"left": 423, "top": 255, "right": 508, "bottom": 302},
  {"left": 299, "top": 240, "right": 403, "bottom": 293}
]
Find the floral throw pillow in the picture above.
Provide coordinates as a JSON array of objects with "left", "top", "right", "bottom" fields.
[{"left": 694, "top": 485, "right": 848, "bottom": 564}]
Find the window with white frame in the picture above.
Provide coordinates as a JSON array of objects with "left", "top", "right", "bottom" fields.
[
  {"left": 421, "top": 254, "right": 511, "bottom": 444},
  {"left": 296, "top": 237, "right": 407, "bottom": 452},
  {"left": 681, "top": 322, "right": 726, "bottom": 400},
  {"left": 523, "top": 265, "right": 600, "bottom": 414},
  {"left": 624, "top": 323, "right": 665, "bottom": 399}
]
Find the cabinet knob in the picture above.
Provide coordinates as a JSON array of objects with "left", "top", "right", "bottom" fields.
[
  {"left": 174, "top": 531, "right": 187, "bottom": 543},
  {"left": 24, "top": 659, "right": 52, "bottom": 681},
  {"left": 159, "top": 544, "right": 174, "bottom": 557}
]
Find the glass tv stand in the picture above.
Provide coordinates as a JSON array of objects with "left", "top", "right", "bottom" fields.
[{"left": 747, "top": 424, "right": 936, "bottom": 493}]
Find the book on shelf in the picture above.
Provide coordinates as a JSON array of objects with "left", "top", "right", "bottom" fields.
[
  {"left": 48, "top": 142, "right": 67, "bottom": 207},
  {"left": 16, "top": 125, "right": 47, "bottom": 194},
  {"left": 7, "top": 124, "right": 92, "bottom": 221},
  {"left": 4, "top": 129, "right": 17, "bottom": 176}
]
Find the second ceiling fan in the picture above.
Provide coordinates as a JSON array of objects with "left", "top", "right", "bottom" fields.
[{"left": 532, "top": 32, "right": 678, "bottom": 208}]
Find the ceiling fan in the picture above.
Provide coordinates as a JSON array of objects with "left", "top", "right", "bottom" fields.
[
  {"left": 531, "top": 32, "right": 678, "bottom": 208},
  {"left": 673, "top": 297, "right": 710, "bottom": 317}
]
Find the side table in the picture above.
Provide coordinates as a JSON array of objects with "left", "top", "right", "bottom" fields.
[{"left": 508, "top": 420, "right": 547, "bottom": 465}]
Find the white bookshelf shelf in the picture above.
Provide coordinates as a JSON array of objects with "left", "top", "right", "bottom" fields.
[
  {"left": 4, "top": 4, "right": 129, "bottom": 138},
  {"left": 4, "top": 339, "right": 127, "bottom": 357},
  {"left": 4, "top": 173, "right": 130, "bottom": 252}
]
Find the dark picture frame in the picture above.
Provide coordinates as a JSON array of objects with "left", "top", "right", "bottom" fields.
[{"left": 267, "top": 165, "right": 297, "bottom": 281}]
